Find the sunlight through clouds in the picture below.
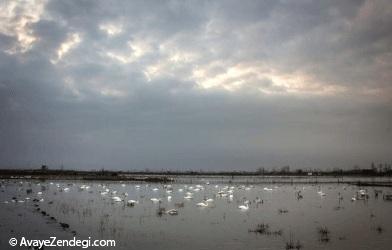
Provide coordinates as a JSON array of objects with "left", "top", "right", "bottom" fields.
[
  {"left": 105, "top": 39, "right": 152, "bottom": 64},
  {"left": 0, "top": 0, "right": 47, "bottom": 54},
  {"left": 99, "top": 23, "right": 123, "bottom": 36},
  {"left": 51, "top": 33, "right": 81, "bottom": 64}
]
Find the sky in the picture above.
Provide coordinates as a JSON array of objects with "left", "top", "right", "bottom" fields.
[{"left": 0, "top": 0, "right": 391, "bottom": 171}]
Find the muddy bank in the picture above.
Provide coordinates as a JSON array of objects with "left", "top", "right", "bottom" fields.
[{"left": 0, "top": 200, "right": 73, "bottom": 250}]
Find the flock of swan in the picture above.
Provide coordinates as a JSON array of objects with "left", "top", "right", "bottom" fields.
[
  {"left": 103, "top": 183, "right": 265, "bottom": 214},
  {"left": 1, "top": 180, "right": 384, "bottom": 218},
  {"left": 0, "top": 181, "right": 275, "bottom": 214}
]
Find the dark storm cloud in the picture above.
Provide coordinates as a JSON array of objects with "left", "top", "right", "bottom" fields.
[{"left": 0, "top": 0, "right": 391, "bottom": 170}]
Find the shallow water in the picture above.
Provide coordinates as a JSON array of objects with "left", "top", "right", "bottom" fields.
[{"left": 1, "top": 178, "right": 392, "bottom": 250}]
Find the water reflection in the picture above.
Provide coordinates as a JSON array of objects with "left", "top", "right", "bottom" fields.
[{"left": 1, "top": 177, "right": 392, "bottom": 250}]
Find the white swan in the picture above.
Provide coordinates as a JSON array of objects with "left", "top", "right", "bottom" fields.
[
  {"left": 150, "top": 198, "right": 161, "bottom": 203},
  {"left": 112, "top": 196, "right": 122, "bottom": 202},
  {"left": 317, "top": 191, "right": 326, "bottom": 196},
  {"left": 238, "top": 204, "right": 249, "bottom": 210},
  {"left": 196, "top": 201, "right": 208, "bottom": 207},
  {"left": 79, "top": 185, "right": 90, "bottom": 191},
  {"left": 127, "top": 200, "right": 138, "bottom": 206},
  {"left": 166, "top": 209, "right": 178, "bottom": 215}
]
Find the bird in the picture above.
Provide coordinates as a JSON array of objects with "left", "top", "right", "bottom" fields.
[
  {"left": 79, "top": 185, "right": 89, "bottom": 191},
  {"left": 238, "top": 203, "right": 249, "bottom": 210},
  {"left": 184, "top": 192, "right": 193, "bottom": 199},
  {"left": 127, "top": 200, "right": 137, "bottom": 206},
  {"left": 317, "top": 191, "right": 326, "bottom": 196},
  {"left": 112, "top": 196, "right": 122, "bottom": 202},
  {"left": 196, "top": 201, "right": 208, "bottom": 207},
  {"left": 166, "top": 209, "right": 178, "bottom": 215}
]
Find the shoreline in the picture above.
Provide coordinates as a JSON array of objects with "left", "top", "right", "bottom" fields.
[{"left": 1, "top": 173, "right": 392, "bottom": 187}]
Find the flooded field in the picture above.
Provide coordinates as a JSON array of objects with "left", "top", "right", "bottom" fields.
[{"left": 1, "top": 177, "right": 392, "bottom": 250}]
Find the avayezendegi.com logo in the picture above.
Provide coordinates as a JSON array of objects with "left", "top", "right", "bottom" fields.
[{"left": 9, "top": 236, "right": 116, "bottom": 248}]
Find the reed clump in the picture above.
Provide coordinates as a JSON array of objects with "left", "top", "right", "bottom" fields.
[
  {"left": 249, "top": 223, "right": 282, "bottom": 236},
  {"left": 317, "top": 226, "right": 330, "bottom": 242}
]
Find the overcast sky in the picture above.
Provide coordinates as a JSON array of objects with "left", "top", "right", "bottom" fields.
[{"left": 0, "top": 0, "right": 391, "bottom": 171}]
